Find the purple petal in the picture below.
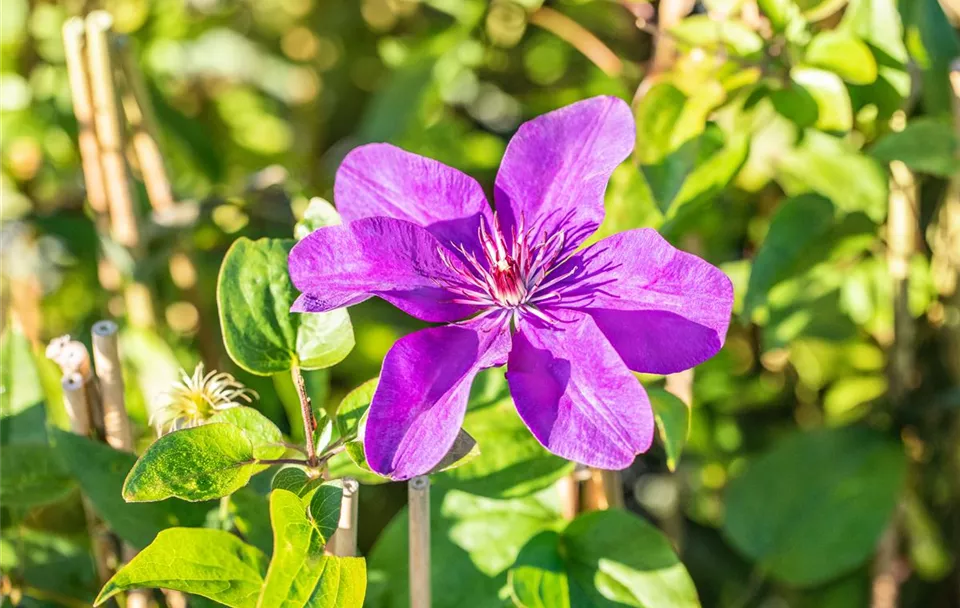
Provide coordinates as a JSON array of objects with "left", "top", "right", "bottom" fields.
[
  {"left": 364, "top": 318, "right": 511, "bottom": 480},
  {"left": 558, "top": 228, "right": 734, "bottom": 374},
  {"left": 494, "top": 96, "right": 635, "bottom": 254},
  {"left": 288, "top": 217, "right": 480, "bottom": 323},
  {"left": 335, "top": 143, "right": 492, "bottom": 254},
  {"left": 506, "top": 311, "right": 654, "bottom": 469}
]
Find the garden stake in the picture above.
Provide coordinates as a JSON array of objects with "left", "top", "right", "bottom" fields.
[
  {"left": 85, "top": 11, "right": 156, "bottom": 329},
  {"left": 61, "top": 18, "right": 108, "bottom": 216},
  {"left": 115, "top": 34, "right": 175, "bottom": 213},
  {"left": 329, "top": 477, "right": 360, "bottom": 556},
  {"left": 948, "top": 58, "right": 960, "bottom": 607},
  {"left": 92, "top": 320, "right": 134, "bottom": 452},
  {"left": 557, "top": 473, "right": 579, "bottom": 520},
  {"left": 409, "top": 475, "right": 431, "bottom": 608}
]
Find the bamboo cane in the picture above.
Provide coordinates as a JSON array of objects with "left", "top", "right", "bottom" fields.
[
  {"left": 328, "top": 478, "right": 360, "bottom": 556},
  {"left": 114, "top": 34, "right": 174, "bottom": 213},
  {"left": 91, "top": 320, "right": 134, "bottom": 451},
  {"left": 62, "top": 18, "right": 108, "bottom": 215},
  {"left": 85, "top": 11, "right": 139, "bottom": 250},
  {"left": 409, "top": 476, "right": 431, "bottom": 608}
]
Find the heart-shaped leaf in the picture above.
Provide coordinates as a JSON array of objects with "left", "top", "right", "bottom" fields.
[
  {"left": 95, "top": 528, "right": 268, "bottom": 607},
  {"left": 210, "top": 406, "right": 286, "bottom": 463},
  {"left": 258, "top": 487, "right": 365, "bottom": 607},
  {"left": 217, "top": 237, "right": 354, "bottom": 376},
  {"left": 123, "top": 423, "right": 259, "bottom": 502}
]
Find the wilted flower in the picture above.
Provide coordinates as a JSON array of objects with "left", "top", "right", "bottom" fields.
[
  {"left": 151, "top": 363, "right": 257, "bottom": 433},
  {"left": 289, "top": 96, "right": 733, "bottom": 480}
]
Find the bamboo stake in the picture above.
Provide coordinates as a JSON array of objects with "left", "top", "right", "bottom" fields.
[
  {"left": 409, "top": 476, "right": 431, "bottom": 608},
  {"left": 91, "top": 320, "right": 133, "bottom": 451},
  {"left": 62, "top": 18, "right": 108, "bottom": 215},
  {"left": 328, "top": 478, "right": 359, "bottom": 556},
  {"left": 62, "top": 372, "right": 92, "bottom": 436},
  {"left": 886, "top": 112, "right": 918, "bottom": 399},
  {"left": 557, "top": 473, "right": 579, "bottom": 521},
  {"left": 61, "top": 369, "right": 112, "bottom": 585},
  {"left": 115, "top": 35, "right": 174, "bottom": 213},
  {"left": 85, "top": 11, "right": 139, "bottom": 250},
  {"left": 46, "top": 336, "right": 105, "bottom": 440}
]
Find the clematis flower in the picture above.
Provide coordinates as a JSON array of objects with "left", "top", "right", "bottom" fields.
[{"left": 289, "top": 96, "right": 733, "bottom": 480}]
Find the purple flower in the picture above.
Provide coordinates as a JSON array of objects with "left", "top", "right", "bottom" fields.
[{"left": 289, "top": 97, "right": 733, "bottom": 480}]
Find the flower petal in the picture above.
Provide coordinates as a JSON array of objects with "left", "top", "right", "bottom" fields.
[
  {"left": 364, "top": 318, "right": 511, "bottom": 480},
  {"left": 335, "top": 143, "right": 492, "bottom": 253},
  {"left": 506, "top": 311, "right": 654, "bottom": 469},
  {"left": 557, "top": 228, "right": 734, "bottom": 374},
  {"left": 494, "top": 96, "right": 635, "bottom": 253},
  {"left": 288, "top": 217, "right": 480, "bottom": 323}
]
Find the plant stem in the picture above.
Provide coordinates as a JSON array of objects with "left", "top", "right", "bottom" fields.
[{"left": 292, "top": 364, "right": 319, "bottom": 467}]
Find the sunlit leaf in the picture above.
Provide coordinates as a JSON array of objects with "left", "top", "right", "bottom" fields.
[
  {"left": 96, "top": 528, "right": 268, "bottom": 607},
  {"left": 257, "top": 487, "right": 365, "bottom": 607},
  {"left": 218, "top": 237, "right": 354, "bottom": 376},
  {"left": 805, "top": 31, "right": 877, "bottom": 84},
  {"left": 123, "top": 423, "right": 259, "bottom": 502}
]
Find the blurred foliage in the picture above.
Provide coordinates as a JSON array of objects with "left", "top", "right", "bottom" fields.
[{"left": 2, "top": 0, "right": 960, "bottom": 606}]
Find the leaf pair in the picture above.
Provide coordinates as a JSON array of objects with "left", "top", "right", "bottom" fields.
[{"left": 98, "top": 470, "right": 365, "bottom": 607}]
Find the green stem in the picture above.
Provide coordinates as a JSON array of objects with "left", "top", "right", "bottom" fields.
[{"left": 291, "top": 364, "right": 319, "bottom": 467}]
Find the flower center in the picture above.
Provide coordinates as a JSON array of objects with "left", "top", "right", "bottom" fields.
[{"left": 437, "top": 213, "right": 577, "bottom": 320}]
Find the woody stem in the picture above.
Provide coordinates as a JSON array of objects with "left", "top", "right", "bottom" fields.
[{"left": 292, "top": 364, "right": 319, "bottom": 467}]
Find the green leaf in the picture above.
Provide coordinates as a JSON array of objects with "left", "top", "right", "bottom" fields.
[
  {"left": 840, "top": 0, "right": 909, "bottom": 119},
  {"left": 52, "top": 429, "right": 208, "bottom": 549},
  {"left": 743, "top": 195, "right": 836, "bottom": 318},
  {"left": 508, "top": 510, "right": 701, "bottom": 608},
  {"left": 790, "top": 67, "right": 853, "bottom": 132},
  {"left": 95, "top": 528, "right": 268, "bottom": 608},
  {"left": 272, "top": 466, "right": 325, "bottom": 498},
  {"left": 669, "top": 16, "right": 764, "bottom": 58},
  {"left": 723, "top": 427, "right": 906, "bottom": 587},
  {"left": 905, "top": 0, "right": 960, "bottom": 116},
  {"left": 434, "top": 371, "right": 574, "bottom": 498},
  {"left": 0, "top": 443, "right": 74, "bottom": 507},
  {"left": 634, "top": 82, "right": 728, "bottom": 214},
  {"left": 123, "top": 423, "right": 258, "bottom": 502},
  {"left": 209, "top": 406, "right": 286, "bottom": 462},
  {"left": 258, "top": 487, "right": 365, "bottom": 607},
  {"left": 870, "top": 118, "right": 960, "bottom": 177},
  {"left": 1, "top": 327, "right": 50, "bottom": 445},
  {"left": 295, "top": 197, "right": 342, "bottom": 240},
  {"left": 367, "top": 488, "right": 562, "bottom": 607},
  {"left": 217, "top": 237, "right": 354, "bottom": 376},
  {"left": 757, "top": 0, "right": 807, "bottom": 32},
  {"left": 805, "top": 31, "right": 877, "bottom": 84},
  {"left": 335, "top": 378, "right": 378, "bottom": 439},
  {"left": 648, "top": 389, "right": 690, "bottom": 472},
  {"left": 776, "top": 129, "right": 887, "bottom": 222}
]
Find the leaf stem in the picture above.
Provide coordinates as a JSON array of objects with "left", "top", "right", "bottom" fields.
[{"left": 292, "top": 364, "right": 319, "bottom": 467}]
